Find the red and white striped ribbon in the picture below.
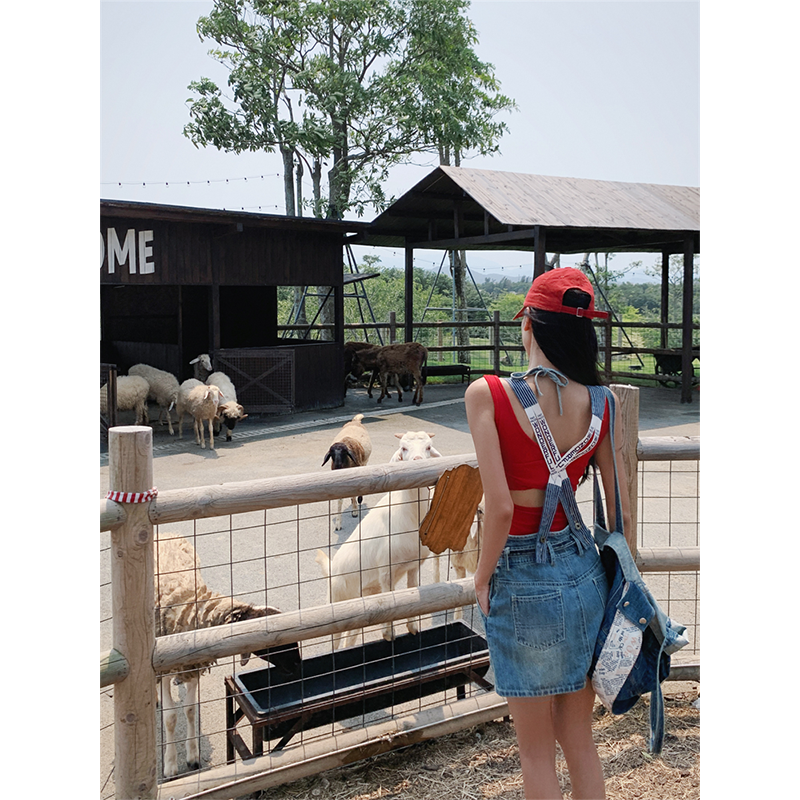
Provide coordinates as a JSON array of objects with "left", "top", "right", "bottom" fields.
[{"left": 105, "top": 487, "right": 158, "bottom": 504}]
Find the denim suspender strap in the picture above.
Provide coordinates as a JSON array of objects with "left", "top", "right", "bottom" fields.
[
  {"left": 592, "top": 386, "right": 624, "bottom": 538},
  {"left": 507, "top": 373, "right": 605, "bottom": 563}
]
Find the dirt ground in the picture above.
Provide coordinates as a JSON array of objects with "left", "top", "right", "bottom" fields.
[{"left": 253, "top": 692, "right": 700, "bottom": 800}]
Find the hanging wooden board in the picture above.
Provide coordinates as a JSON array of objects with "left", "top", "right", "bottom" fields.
[{"left": 419, "top": 465, "right": 483, "bottom": 554}]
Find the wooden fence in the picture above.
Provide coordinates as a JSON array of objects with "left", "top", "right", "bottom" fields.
[{"left": 99, "top": 386, "right": 699, "bottom": 799}]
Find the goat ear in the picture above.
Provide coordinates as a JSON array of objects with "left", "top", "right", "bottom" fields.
[
  {"left": 189, "top": 356, "right": 200, "bottom": 364},
  {"left": 394, "top": 432, "right": 405, "bottom": 439},
  {"left": 429, "top": 446, "right": 443, "bottom": 458},
  {"left": 322, "top": 450, "right": 332, "bottom": 467},
  {"left": 389, "top": 448, "right": 403, "bottom": 462},
  {"left": 264, "top": 605, "right": 282, "bottom": 616},
  {"left": 427, "top": 432, "right": 436, "bottom": 438},
  {"left": 240, "top": 653, "right": 251, "bottom": 667}
]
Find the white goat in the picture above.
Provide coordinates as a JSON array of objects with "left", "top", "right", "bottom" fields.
[
  {"left": 206, "top": 371, "right": 247, "bottom": 442},
  {"left": 189, "top": 353, "right": 213, "bottom": 383},
  {"left": 315, "top": 431, "right": 441, "bottom": 649},
  {"left": 176, "top": 380, "right": 224, "bottom": 449},
  {"left": 128, "top": 363, "right": 180, "bottom": 435},
  {"left": 155, "top": 535, "right": 300, "bottom": 779},
  {"left": 100, "top": 374, "right": 150, "bottom": 426},
  {"left": 321, "top": 413, "right": 372, "bottom": 530}
]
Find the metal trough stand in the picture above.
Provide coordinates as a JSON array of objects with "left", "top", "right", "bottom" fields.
[{"left": 225, "top": 621, "right": 492, "bottom": 762}]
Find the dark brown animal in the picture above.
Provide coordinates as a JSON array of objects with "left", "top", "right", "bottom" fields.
[{"left": 352, "top": 343, "right": 428, "bottom": 406}]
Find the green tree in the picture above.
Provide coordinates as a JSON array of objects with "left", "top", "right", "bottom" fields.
[{"left": 184, "top": 0, "right": 514, "bottom": 219}]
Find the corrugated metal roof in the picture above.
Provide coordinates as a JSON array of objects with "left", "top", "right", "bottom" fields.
[{"left": 436, "top": 166, "right": 699, "bottom": 230}]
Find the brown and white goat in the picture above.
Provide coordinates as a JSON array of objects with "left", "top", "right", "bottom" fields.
[{"left": 322, "top": 413, "right": 373, "bottom": 530}]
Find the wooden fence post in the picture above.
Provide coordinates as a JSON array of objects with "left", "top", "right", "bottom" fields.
[
  {"left": 610, "top": 384, "right": 639, "bottom": 558},
  {"left": 493, "top": 311, "right": 501, "bottom": 375},
  {"left": 108, "top": 426, "right": 157, "bottom": 799},
  {"left": 389, "top": 311, "right": 396, "bottom": 344}
]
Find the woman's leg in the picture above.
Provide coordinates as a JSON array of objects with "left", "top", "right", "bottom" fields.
[
  {"left": 552, "top": 681, "right": 606, "bottom": 800},
  {"left": 506, "top": 695, "right": 562, "bottom": 799}
]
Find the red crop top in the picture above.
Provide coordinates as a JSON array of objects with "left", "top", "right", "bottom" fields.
[{"left": 484, "top": 374, "right": 610, "bottom": 535}]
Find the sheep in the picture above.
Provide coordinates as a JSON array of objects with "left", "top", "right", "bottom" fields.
[
  {"left": 432, "top": 501, "right": 484, "bottom": 620},
  {"left": 100, "top": 374, "right": 150, "bottom": 426},
  {"left": 351, "top": 343, "right": 428, "bottom": 406},
  {"left": 321, "top": 413, "right": 373, "bottom": 530},
  {"left": 189, "top": 353, "right": 213, "bottom": 383},
  {"left": 205, "top": 371, "right": 248, "bottom": 442},
  {"left": 128, "top": 363, "right": 180, "bottom": 435},
  {"left": 176, "top": 380, "right": 224, "bottom": 449},
  {"left": 315, "top": 431, "right": 442, "bottom": 649},
  {"left": 155, "top": 534, "right": 300, "bottom": 779}
]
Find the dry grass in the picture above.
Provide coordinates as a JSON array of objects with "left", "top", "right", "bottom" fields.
[{"left": 252, "top": 691, "right": 699, "bottom": 800}]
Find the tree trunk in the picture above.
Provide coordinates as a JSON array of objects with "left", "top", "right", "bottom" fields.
[
  {"left": 281, "top": 146, "right": 296, "bottom": 216},
  {"left": 312, "top": 158, "right": 323, "bottom": 218},
  {"left": 295, "top": 155, "right": 303, "bottom": 217}
]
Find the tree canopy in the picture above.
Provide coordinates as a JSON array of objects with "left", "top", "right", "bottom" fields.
[{"left": 184, "top": 0, "right": 515, "bottom": 218}]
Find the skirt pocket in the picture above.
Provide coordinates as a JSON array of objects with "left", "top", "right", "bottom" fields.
[{"left": 512, "top": 590, "right": 565, "bottom": 650}]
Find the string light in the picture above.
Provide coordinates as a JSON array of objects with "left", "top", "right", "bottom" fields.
[{"left": 101, "top": 173, "right": 281, "bottom": 187}]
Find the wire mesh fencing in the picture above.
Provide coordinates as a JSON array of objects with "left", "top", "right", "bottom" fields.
[{"left": 100, "top": 490, "right": 488, "bottom": 798}]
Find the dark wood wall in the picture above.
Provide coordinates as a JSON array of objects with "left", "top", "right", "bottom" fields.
[{"left": 100, "top": 216, "right": 343, "bottom": 287}]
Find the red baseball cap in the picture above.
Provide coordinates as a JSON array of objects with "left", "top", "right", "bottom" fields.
[{"left": 513, "top": 267, "right": 609, "bottom": 320}]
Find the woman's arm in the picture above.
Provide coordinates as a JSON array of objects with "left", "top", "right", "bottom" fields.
[
  {"left": 465, "top": 379, "right": 514, "bottom": 615},
  {"left": 593, "top": 390, "right": 633, "bottom": 536}
]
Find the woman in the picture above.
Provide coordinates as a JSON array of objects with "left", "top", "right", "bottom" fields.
[{"left": 465, "top": 268, "right": 632, "bottom": 800}]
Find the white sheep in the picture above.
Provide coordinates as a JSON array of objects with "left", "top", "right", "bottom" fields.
[
  {"left": 315, "top": 431, "right": 441, "bottom": 649},
  {"left": 321, "top": 413, "right": 373, "bottom": 530},
  {"left": 432, "top": 502, "right": 484, "bottom": 619},
  {"left": 176, "top": 381, "right": 224, "bottom": 449},
  {"left": 155, "top": 534, "right": 300, "bottom": 779},
  {"left": 189, "top": 353, "right": 213, "bottom": 382},
  {"left": 128, "top": 363, "right": 180, "bottom": 435},
  {"left": 100, "top": 374, "right": 150, "bottom": 426},
  {"left": 206, "top": 371, "right": 248, "bottom": 442}
]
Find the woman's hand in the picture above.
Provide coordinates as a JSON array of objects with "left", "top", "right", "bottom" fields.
[{"left": 474, "top": 575, "right": 491, "bottom": 616}]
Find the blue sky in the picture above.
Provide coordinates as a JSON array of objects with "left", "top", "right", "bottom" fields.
[{"left": 100, "top": 0, "right": 699, "bottom": 282}]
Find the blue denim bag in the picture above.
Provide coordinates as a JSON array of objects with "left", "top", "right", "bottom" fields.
[{"left": 589, "top": 387, "right": 689, "bottom": 754}]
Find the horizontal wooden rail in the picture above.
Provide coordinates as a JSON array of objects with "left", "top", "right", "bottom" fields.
[
  {"left": 148, "top": 454, "right": 476, "bottom": 527},
  {"left": 100, "top": 648, "right": 129, "bottom": 688},
  {"left": 100, "top": 498, "right": 126, "bottom": 532},
  {"left": 152, "top": 578, "right": 475, "bottom": 676},
  {"left": 636, "top": 547, "right": 700, "bottom": 572},
  {"left": 637, "top": 436, "right": 699, "bottom": 461},
  {"left": 157, "top": 690, "right": 509, "bottom": 799}
]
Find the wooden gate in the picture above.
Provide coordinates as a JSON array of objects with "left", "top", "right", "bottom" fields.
[{"left": 214, "top": 348, "right": 295, "bottom": 414}]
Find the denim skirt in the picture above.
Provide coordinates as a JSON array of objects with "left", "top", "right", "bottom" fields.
[{"left": 479, "top": 527, "right": 609, "bottom": 698}]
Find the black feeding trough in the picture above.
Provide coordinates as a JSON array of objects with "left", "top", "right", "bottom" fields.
[{"left": 225, "top": 620, "right": 492, "bottom": 761}]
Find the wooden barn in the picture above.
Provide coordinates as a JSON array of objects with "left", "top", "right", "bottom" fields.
[{"left": 100, "top": 200, "right": 369, "bottom": 414}]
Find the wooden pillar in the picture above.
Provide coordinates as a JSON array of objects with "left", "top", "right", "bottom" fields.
[
  {"left": 533, "top": 226, "right": 547, "bottom": 278},
  {"left": 660, "top": 251, "right": 670, "bottom": 350},
  {"left": 610, "top": 384, "right": 639, "bottom": 558},
  {"left": 211, "top": 283, "right": 221, "bottom": 352},
  {"left": 493, "top": 310, "right": 501, "bottom": 375},
  {"left": 108, "top": 426, "right": 157, "bottom": 799},
  {"left": 681, "top": 237, "right": 695, "bottom": 403},
  {"left": 389, "top": 311, "right": 397, "bottom": 344},
  {"left": 404, "top": 244, "right": 414, "bottom": 342}
]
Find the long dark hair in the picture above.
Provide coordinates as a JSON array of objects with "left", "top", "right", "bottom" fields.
[{"left": 525, "top": 288, "right": 604, "bottom": 386}]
